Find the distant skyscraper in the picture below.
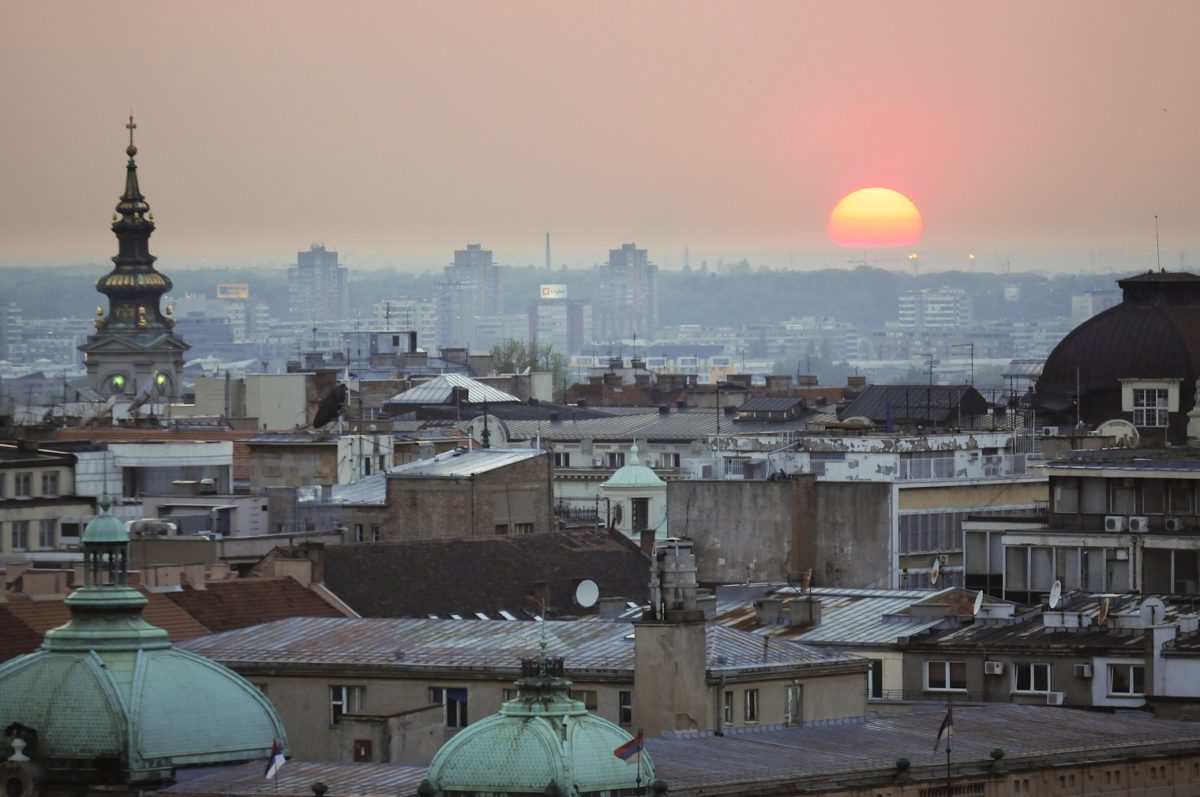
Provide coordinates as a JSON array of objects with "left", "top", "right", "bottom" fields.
[
  {"left": 529, "top": 284, "right": 589, "bottom": 355},
  {"left": 288, "top": 244, "right": 349, "bottom": 322},
  {"left": 595, "top": 243, "right": 658, "bottom": 342},
  {"left": 80, "top": 118, "right": 189, "bottom": 398},
  {"left": 438, "top": 243, "right": 505, "bottom": 348},
  {"left": 1070, "top": 289, "right": 1120, "bottom": 327},
  {"left": 897, "top": 288, "right": 973, "bottom": 330}
]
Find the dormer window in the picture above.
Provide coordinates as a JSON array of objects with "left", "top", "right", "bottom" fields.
[{"left": 1121, "top": 379, "right": 1179, "bottom": 428}]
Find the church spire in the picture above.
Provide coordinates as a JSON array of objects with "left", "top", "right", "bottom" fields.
[{"left": 94, "top": 116, "right": 175, "bottom": 334}]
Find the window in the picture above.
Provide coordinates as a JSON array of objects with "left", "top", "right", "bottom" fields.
[
  {"left": 1013, "top": 662, "right": 1052, "bottom": 693},
  {"left": 503, "top": 689, "right": 520, "bottom": 702},
  {"left": 1142, "top": 481, "right": 1165, "bottom": 515},
  {"left": 925, "top": 661, "right": 967, "bottom": 691},
  {"left": 1053, "top": 478, "right": 1079, "bottom": 514},
  {"left": 1108, "top": 664, "right": 1145, "bottom": 695},
  {"left": 38, "top": 519, "right": 55, "bottom": 549},
  {"left": 661, "top": 453, "right": 681, "bottom": 468},
  {"left": 785, "top": 685, "right": 802, "bottom": 726},
  {"left": 41, "top": 471, "right": 59, "bottom": 497},
  {"left": 1109, "top": 483, "right": 1136, "bottom": 515},
  {"left": 0, "top": 473, "right": 5, "bottom": 498},
  {"left": 569, "top": 690, "right": 598, "bottom": 710},
  {"left": 495, "top": 523, "right": 508, "bottom": 535},
  {"left": 605, "top": 452, "right": 626, "bottom": 468},
  {"left": 553, "top": 452, "right": 571, "bottom": 468},
  {"left": 723, "top": 690, "right": 734, "bottom": 723},
  {"left": 11, "top": 521, "right": 29, "bottom": 551},
  {"left": 430, "top": 687, "right": 468, "bottom": 728},
  {"left": 515, "top": 522, "right": 534, "bottom": 535},
  {"left": 744, "top": 689, "right": 759, "bottom": 722},
  {"left": 618, "top": 690, "right": 633, "bottom": 726},
  {"left": 329, "top": 685, "right": 364, "bottom": 724},
  {"left": 352, "top": 739, "right": 372, "bottom": 762},
  {"left": 14, "top": 473, "right": 31, "bottom": 499},
  {"left": 1133, "top": 388, "right": 1169, "bottom": 427},
  {"left": 353, "top": 524, "right": 365, "bottom": 543},
  {"left": 371, "top": 525, "right": 381, "bottom": 542},
  {"left": 868, "top": 659, "right": 884, "bottom": 699},
  {"left": 1169, "top": 482, "right": 1193, "bottom": 515}
]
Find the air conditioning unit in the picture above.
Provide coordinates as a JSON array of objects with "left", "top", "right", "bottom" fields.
[
  {"left": 1104, "top": 515, "right": 1126, "bottom": 532},
  {"left": 983, "top": 661, "right": 1005, "bottom": 676},
  {"left": 1045, "top": 691, "right": 1065, "bottom": 706},
  {"left": 1041, "top": 426, "right": 1058, "bottom": 437},
  {"left": 1127, "top": 516, "right": 1150, "bottom": 533},
  {"left": 1074, "top": 663, "right": 1093, "bottom": 679},
  {"left": 592, "top": 456, "right": 604, "bottom": 466},
  {"left": 644, "top": 458, "right": 657, "bottom": 468},
  {"left": 1165, "top": 517, "right": 1184, "bottom": 532}
]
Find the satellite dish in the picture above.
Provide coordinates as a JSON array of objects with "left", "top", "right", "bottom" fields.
[
  {"left": 1097, "top": 597, "right": 1111, "bottom": 626},
  {"left": 575, "top": 579, "right": 599, "bottom": 608},
  {"left": 1048, "top": 580, "right": 1062, "bottom": 609},
  {"left": 930, "top": 557, "right": 942, "bottom": 586},
  {"left": 1140, "top": 597, "right": 1166, "bottom": 626},
  {"left": 1096, "top": 418, "right": 1140, "bottom": 447},
  {"left": 972, "top": 590, "right": 984, "bottom": 616}
]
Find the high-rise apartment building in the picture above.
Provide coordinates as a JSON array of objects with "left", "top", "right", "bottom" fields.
[
  {"left": 594, "top": 243, "right": 658, "bottom": 342},
  {"left": 896, "top": 288, "right": 973, "bottom": 330},
  {"left": 528, "top": 285, "right": 590, "bottom": 356},
  {"left": 288, "top": 244, "right": 349, "bottom": 322},
  {"left": 374, "top": 298, "right": 439, "bottom": 350},
  {"left": 437, "top": 244, "right": 504, "bottom": 348}
]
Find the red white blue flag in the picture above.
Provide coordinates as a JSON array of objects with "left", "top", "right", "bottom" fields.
[
  {"left": 265, "top": 739, "right": 286, "bottom": 779},
  {"left": 613, "top": 731, "right": 644, "bottom": 764}
]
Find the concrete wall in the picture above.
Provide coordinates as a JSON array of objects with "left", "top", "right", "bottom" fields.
[
  {"left": 666, "top": 478, "right": 892, "bottom": 588},
  {"left": 633, "top": 621, "right": 709, "bottom": 735},
  {"left": 248, "top": 443, "right": 338, "bottom": 491}
]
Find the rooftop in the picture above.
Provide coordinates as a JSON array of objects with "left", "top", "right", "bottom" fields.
[{"left": 386, "top": 373, "right": 520, "bottom": 405}]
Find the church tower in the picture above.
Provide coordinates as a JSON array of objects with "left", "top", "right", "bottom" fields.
[{"left": 79, "top": 117, "right": 188, "bottom": 400}]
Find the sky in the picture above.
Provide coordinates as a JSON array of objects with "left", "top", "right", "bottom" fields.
[{"left": 2, "top": 1, "right": 1199, "bottom": 272}]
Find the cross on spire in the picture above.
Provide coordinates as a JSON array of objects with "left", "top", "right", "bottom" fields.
[{"left": 126, "top": 114, "right": 137, "bottom": 148}]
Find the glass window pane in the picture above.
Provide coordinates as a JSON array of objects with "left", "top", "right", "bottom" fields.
[{"left": 949, "top": 661, "right": 967, "bottom": 689}]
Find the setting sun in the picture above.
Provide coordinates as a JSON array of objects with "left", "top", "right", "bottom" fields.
[{"left": 828, "top": 187, "right": 923, "bottom": 248}]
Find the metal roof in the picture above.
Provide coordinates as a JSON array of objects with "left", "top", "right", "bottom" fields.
[
  {"left": 736, "top": 396, "right": 805, "bottom": 413},
  {"left": 385, "top": 373, "right": 520, "bottom": 405},
  {"left": 711, "top": 585, "right": 948, "bottom": 647},
  {"left": 162, "top": 706, "right": 1200, "bottom": 797},
  {"left": 389, "top": 447, "right": 542, "bottom": 478},
  {"left": 180, "top": 616, "right": 860, "bottom": 676},
  {"left": 500, "top": 409, "right": 822, "bottom": 443}
]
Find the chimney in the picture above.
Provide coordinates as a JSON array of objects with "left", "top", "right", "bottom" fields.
[
  {"left": 598, "top": 596, "right": 627, "bottom": 620},
  {"left": 639, "top": 528, "right": 656, "bottom": 556},
  {"left": 787, "top": 596, "right": 822, "bottom": 628},
  {"left": 797, "top": 374, "right": 819, "bottom": 387},
  {"left": 755, "top": 597, "right": 783, "bottom": 626},
  {"left": 847, "top": 375, "right": 867, "bottom": 391}
]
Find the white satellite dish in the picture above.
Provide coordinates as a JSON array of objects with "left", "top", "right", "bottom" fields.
[
  {"left": 1048, "top": 579, "right": 1062, "bottom": 609},
  {"left": 929, "top": 557, "right": 942, "bottom": 586},
  {"left": 575, "top": 579, "right": 599, "bottom": 609},
  {"left": 972, "top": 590, "right": 984, "bottom": 616}
]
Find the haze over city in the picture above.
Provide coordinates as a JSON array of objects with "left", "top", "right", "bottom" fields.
[{"left": 3, "top": 1, "right": 1199, "bottom": 271}]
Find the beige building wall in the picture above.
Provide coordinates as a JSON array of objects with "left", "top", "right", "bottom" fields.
[{"left": 898, "top": 480, "right": 1047, "bottom": 511}]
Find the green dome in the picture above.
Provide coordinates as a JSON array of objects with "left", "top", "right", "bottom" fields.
[
  {"left": 602, "top": 445, "right": 666, "bottom": 490},
  {"left": 0, "top": 646, "right": 285, "bottom": 782},
  {"left": 426, "top": 660, "right": 654, "bottom": 796},
  {"left": 0, "top": 497, "right": 287, "bottom": 786},
  {"left": 82, "top": 496, "right": 129, "bottom": 544}
]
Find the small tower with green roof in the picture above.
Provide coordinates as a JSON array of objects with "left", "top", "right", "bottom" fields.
[
  {"left": 0, "top": 498, "right": 286, "bottom": 793},
  {"left": 601, "top": 444, "right": 668, "bottom": 543}
]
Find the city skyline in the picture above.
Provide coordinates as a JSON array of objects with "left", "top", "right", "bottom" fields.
[{"left": 3, "top": 2, "right": 1199, "bottom": 271}]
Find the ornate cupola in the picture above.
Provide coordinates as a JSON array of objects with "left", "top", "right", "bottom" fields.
[
  {"left": 80, "top": 117, "right": 189, "bottom": 399},
  {"left": 0, "top": 498, "right": 286, "bottom": 789}
]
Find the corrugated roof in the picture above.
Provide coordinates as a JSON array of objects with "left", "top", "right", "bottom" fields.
[
  {"left": 161, "top": 706, "right": 1200, "bottom": 797},
  {"left": 386, "top": 373, "right": 520, "bottom": 405},
  {"left": 388, "top": 447, "right": 543, "bottom": 478},
  {"left": 180, "top": 616, "right": 860, "bottom": 675},
  {"left": 839, "top": 384, "right": 988, "bottom": 425},
  {"left": 736, "top": 396, "right": 805, "bottom": 413},
  {"left": 501, "top": 409, "right": 821, "bottom": 443}
]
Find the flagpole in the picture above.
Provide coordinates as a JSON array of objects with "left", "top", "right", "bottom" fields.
[{"left": 945, "top": 696, "right": 952, "bottom": 797}]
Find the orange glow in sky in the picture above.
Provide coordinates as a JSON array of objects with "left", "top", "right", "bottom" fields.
[{"left": 828, "top": 187, "right": 923, "bottom": 248}]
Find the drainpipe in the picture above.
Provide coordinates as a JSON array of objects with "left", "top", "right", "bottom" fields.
[{"left": 715, "top": 673, "right": 726, "bottom": 736}]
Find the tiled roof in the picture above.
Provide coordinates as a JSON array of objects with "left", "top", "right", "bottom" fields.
[
  {"left": 324, "top": 530, "right": 651, "bottom": 618},
  {"left": 0, "top": 605, "right": 46, "bottom": 662},
  {"left": 162, "top": 577, "right": 348, "bottom": 633},
  {"left": 181, "top": 616, "right": 861, "bottom": 676}
]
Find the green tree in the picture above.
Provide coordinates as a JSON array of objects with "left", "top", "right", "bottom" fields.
[{"left": 489, "top": 339, "right": 570, "bottom": 401}]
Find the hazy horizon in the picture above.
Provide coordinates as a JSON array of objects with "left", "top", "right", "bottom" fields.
[{"left": 4, "top": 2, "right": 1198, "bottom": 271}]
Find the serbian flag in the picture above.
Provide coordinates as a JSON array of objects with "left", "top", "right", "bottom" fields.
[
  {"left": 613, "top": 731, "right": 644, "bottom": 764},
  {"left": 264, "top": 739, "right": 286, "bottom": 779},
  {"left": 933, "top": 707, "right": 953, "bottom": 753}
]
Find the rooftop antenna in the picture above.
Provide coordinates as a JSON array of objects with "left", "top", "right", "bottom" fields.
[{"left": 1155, "top": 215, "right": 1162, "bottom": 271}]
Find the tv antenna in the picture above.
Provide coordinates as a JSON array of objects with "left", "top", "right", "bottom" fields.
[{"left": 574, "top": 579, "right": 599, "bottom": 609}]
